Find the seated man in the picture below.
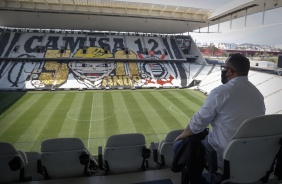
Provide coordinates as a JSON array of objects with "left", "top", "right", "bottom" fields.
[{"left": 174, "top": 53, "right": 265, "bottom": 184}]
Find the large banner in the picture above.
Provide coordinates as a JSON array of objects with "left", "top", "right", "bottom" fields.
[{"left": 0, "top": 33, "right": 188, "bottom": 89}]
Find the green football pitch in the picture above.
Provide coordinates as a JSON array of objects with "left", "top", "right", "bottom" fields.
[{"left": 0, "top": 89, "right": 206, "bottom": 155}]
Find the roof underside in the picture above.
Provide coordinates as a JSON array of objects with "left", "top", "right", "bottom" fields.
[{"left": 0, "top": 0, "right": 281, "bottom": 33}]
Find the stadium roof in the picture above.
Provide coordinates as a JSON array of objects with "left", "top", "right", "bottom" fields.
[{"left": 0, "top": 0, "right": 281, "bottom": 34}]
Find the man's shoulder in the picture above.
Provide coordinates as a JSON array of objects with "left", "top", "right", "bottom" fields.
[
  {"left": 210, "top": 83, "right": 229, "bottom": 94},
  {"left": 210, "top": 77, "right": 248, "bottom": 94}
]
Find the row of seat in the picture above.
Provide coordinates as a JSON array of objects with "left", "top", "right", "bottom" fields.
[
  {"left": 0, "top": 130, "right": 183, "bottom": 183},
  {"left": 1, "top": 114, "right": 282, "bottom": 184}
]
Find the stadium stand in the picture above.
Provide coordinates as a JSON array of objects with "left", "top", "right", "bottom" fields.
[
  {"left": 193, "top": 65, "right": 213, "bottom": 81},
  {"left": 264, "top": 90, "right": 282, "bottom": 114},
  {"left": 255, "top": 77, "right": 282, "bottom": 97},
  {"left": 1, "top": 0, "right": 282, "bottom": 183},
  {"left": 0, "top": 31, "right": 201, "bottom": 90},
  {"left": 1, "top": 33, "right": 282, "bottom": 113},
  {"left": 197, "top": 66, "right": 221, "bottom": 94},
  {"left": 197, "top": 67, "right": 282, "bottom": 115},
  {"left": 182, "top": 63, "right": 202, "bottom": 84},
  {"left": 0, "top": 30, "right": 281, "bottom": 112},
  {"left": 173, "top": 62, "right": 189, "bottom": 87},
  {"left": 248, "top": 71, "right": 276, "bottom": 86}
]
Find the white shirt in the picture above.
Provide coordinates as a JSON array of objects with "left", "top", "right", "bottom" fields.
[{"left": 188, "top": 76, "right": 265, "bottom": 167}]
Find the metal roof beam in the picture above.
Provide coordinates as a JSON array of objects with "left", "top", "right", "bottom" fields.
[
  {"left": 16, "top": 0, "right": 21, "bottom": 8},
  {"left": 196, "top": 9, "right": 202, "bottom": 15},
  {"left": 57, "top": 0, "right": 63, "bottom": 10},
  {"left": 160, "top": 5, "right": 167, "bottom": 16},
  {"left": 44, "top": 0, "right": 50, "bottom": 9},
  {"left": 182, "top": 8, "right": 190, "bottom": 17},
  {"left": 171, "top": 7, "right": 179, "bottom": 16},
  {"left": 125, "top": 2, "right": 129, "bottom": 14},
  {"left": 137, "top": 3, "right": 142, "bottom": 13},
  {"left": 1, "top": 0, "right": 6, "bottom": 7},
  {"left": 149, "top": 4, "right": 154, "bottom": 15},
  {"left": 29, "top": 0, "right": 36, "bottom": 9},
  {"left": 72, "top": 0, "right": 76, "bottom": 11}
]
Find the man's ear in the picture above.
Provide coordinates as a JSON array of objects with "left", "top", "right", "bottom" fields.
[{"left": 229, "top": 69, "right": 237, "bottom": 77}]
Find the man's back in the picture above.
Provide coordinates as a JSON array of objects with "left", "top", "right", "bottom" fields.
[{"left": 208, "top": 76, "right": 265, "bottom": 167}]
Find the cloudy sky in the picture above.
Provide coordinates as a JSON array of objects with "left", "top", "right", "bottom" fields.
[{"left": 189, "top": 7, "right": 282, "bottom": 45}]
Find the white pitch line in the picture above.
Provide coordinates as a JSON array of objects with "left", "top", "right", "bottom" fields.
[
  {"left": 169, "top": 104, "right": 188, "bottom": 117},
  {"left": 88, "top": 94, "right": 95, "bottom": 149},
  {"left": 67, "top": 107, "right": 115, "bottom": 121}
]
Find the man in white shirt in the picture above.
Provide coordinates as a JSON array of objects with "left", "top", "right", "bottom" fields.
[{"left": 174, "top": 53, "right": 265, "bottom": 183}]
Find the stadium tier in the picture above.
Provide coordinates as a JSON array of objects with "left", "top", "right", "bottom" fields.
[{"left": 0, "top": 31, "right": 205, "bottom": 90}]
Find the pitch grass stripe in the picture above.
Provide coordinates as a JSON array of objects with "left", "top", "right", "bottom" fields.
[
  {"left": 121, "top": 91, "right": 155, "bottom": 135},
  {"left": 0, "top": 93, "right": 54, "bottom": 143},
  {"left": 160, "top": 91, "right": 197, "bottom": 119},
  {"left": 18, "top": 94, "right": 66, "bottom": 151},
  {"left": 133, "top": 91, "right": 169, "bottom": 142},
  {"left": 90, "top": 93, "right": 104, "bottom": 138},
  {"left": 0, "top": 93, "right": 44, "bottom": 138},
  {"left": 89, "top": 93, "right": 105, "bottom": 154},
  {"left": 58, "top": 93, "right": 85, "bottom": 138},
  {"left": 0, "top": 92, "right": 25, "bottom": 115},
  {"left": 31, "top": 93, "right": 75, "bottom": 146},
  {"left": 167, "top": 91, "right": 202, "bottom": 113},
  {"left": 0, "top": 93, "right": 43, "bottom": 136},
  {"left": 141, "top": 91, "right": 183, "bottom": 131},
  {"left": 112, "top": 92, "right": 136, "bottom": 134},
  {"left": 88, "top": 93, "right": 95, "bottom": 149},
  {"left": 146, "top": 91, "right": 188, "bottom": 129},
  {"left": 177, "top": 90, "right": 205, "bottom": 106},
  {"left": 103, "top": 92, "right": 119, "bottom": 137},
  {"left": 74, "top": 93, "right": 92, "bottom": 142},
  {"left": 186, "top": 89, "right": 206, "bottom": 103}
]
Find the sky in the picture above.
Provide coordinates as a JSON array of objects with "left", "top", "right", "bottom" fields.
[{"left": 189, "top": 7, "right": 282, "bottom": 46}]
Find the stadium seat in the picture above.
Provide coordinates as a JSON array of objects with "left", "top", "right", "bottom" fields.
[
  {"left": 38, "top": 138, "right": 98, "bottom": 179},
  {"left": 150, "top": 129, "right": 184, "bottom": 169},
  {"left": 0, "top": 142, "right": 31, "bottom": 183},
  {"left": 100, "top": 133, "right": 150, "bottom": 175},
  {"left": 201, "top": 114, "right": 282, "bottom": 184}
]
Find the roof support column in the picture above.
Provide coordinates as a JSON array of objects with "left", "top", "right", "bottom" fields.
[
  {"left": 245, "top": 9, "right": 248, "bottom": 27},
  {"left": 230, "top": 14, "right": 233, "bottom": 29},
  {"left": 262, "top": 2, "right": 265, "bottom": 25}
]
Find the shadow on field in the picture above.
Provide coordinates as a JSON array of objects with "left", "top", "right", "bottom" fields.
[{"left": 0, "top": 91, "right": 27, "bottom": 115}]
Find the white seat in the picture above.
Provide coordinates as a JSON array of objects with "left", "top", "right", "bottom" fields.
[
  {"left": 0, "top": 142, "right": 29, "bottom": 184},
  {"left": 103, "top": 133, "right": 147, "bottom": 175},
  {"left": 223, "top": 114, "right": 282, "bottom": 183},
  {"left": 157, "top": 129, "right": 184, "bottom": 168},
  {"left": 203, "top": 114, "right": 282, "bottom": 184},
  {"left": 39, "top": 138, "right": 96, "bottom": 179}
]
